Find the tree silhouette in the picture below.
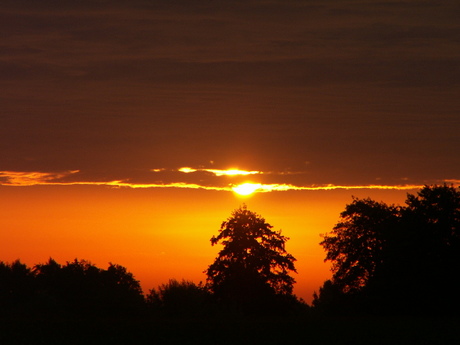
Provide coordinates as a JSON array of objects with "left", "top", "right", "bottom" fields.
[
  {"left": 147, "top": 279, "right": 210, "bottom": 316},
  {"left": 0, "top": 260, "right": 35, "bottom": 316},
  {"left": 316, "top": 185, "right": 460, "bottom": 315},
  {"left": 320, "top": 198, "right": 399, "bottom": 293},
  {"left": 397, "top": 184, "right": 460, "bottom": 312},
  {"left": 205, "top": 205, "right": 297, "bottom": 308},
  {"left": 33, "top": 258, "right": 145, "bottom": 317}
]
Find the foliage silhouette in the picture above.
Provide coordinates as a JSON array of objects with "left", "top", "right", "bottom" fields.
[
  {"left": 40, "top": 259, "right": 144, "bottom": 317},
  {"left": 205, "top": 205, "right": 297, "bottom": 312},
  {"left": 315, "top": 184, "right": 460, "bottom": 315},
  {"left": 396, "top": 184, "right": 460, "bottom": 313},
  {"left": 147, "top": 279, "right": 210, "bottom": 316},
  {"left": 0, "top": 258, "right": 145, "bottom": 318},
  {"left": 2, "top": 195, "right": 460, "bottom": 342},
  {"left": 320, "top": 198, "right": 399, "bottom": 293},
  {"left": 0, "top": 260, "right": 35, "bottom": 316}
]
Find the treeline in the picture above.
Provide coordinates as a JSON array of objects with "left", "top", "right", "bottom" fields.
[
  {"left": 1, "top": 184, "right": 460, "bottom": 322},
  {"left": 0, "top": 259, "right": 146, "bottom": 319},
  {"left": 0, "top": 259, "right": 306, "bottom": 320}
]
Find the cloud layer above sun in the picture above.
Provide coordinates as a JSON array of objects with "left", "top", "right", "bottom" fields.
[
  {"left": 2, "top": 167, "right": 452, "bottom": 195},
  {"left": 1, "top": 1, "right": 459, "bottom": 190}
]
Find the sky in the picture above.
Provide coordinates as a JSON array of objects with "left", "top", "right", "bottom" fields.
[{"left": 1, "top": 0, "right": 459, "bottom": 303}]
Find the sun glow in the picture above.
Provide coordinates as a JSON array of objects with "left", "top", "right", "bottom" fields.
[{"left": 232, "top": 183, "right": 262, "bottom": 196}]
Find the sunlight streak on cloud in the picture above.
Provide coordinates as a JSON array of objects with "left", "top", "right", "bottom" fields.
[
  {"left": 177, "top": 167, "right": 262, "bottom": 176},
  {"left": 231, "top": 183, "right": 426, "bottom": 193},
  {"left": 102, "top": 181, "right": 229, "bottom": 191},
  {"left": 0, "top": 170, "right": 432, "bottom": 193},
  {"left": 0, "top": 170, "right": 230, "bottom": 191}
]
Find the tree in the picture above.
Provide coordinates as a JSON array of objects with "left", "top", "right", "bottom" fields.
[
  {"left": 320, "top": 198, "right": 399, "bottom": 293},
  {"left": 403, "top": 184, "right": 460, "bottom": 254},
  {"left": 102, "top": 263, "right": 145, "bottom": 314},
  {"left": 399, "top": 184, "right": 460, "bottom": 312},
  {"left": 33, "top": 258, "right": 145, "bottom": 317},
  {"left": 317, "top": 185, "right": 460, "bottom": 314},
  {"left": 147, "top": 279, "right": 210, "bottom": 316},
  {"left": 0, "top": 260, "right": 35, "bottom": 315},
  {"left": 205, "top": 205, "right": 297, "bottom": 306}
]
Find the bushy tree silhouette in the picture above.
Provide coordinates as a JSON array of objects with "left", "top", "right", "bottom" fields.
[
  {"left": 397, "top": 185, "right": 460, "bottom": 312},
  {"left": 320, "top": 198, "right": 399, "bottom": 293},
  {"left": 147, "top": 279, "right": 210, "bottom": 316},
  {"left": 205, "top": 205, "right": 297, "bottom": 310},
  {"left": 0, "top": 260, "right": 35, "bottom": 315},
  {"left": 316, "top": 185, "right": 460, "bottom": 315},
  {"left": 33, "top": 258, "right": 145, "bottom": 317}
]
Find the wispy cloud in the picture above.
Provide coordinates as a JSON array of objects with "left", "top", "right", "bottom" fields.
[
  {"left": 0, "top": 170, "right": 229, "bottom": 191},
  {"left": 177, "top": 167, "right": 262, "bottom": 176},
  {"left": 231, "top": 182, "right": 424, "bottom": 194},
  {"left": 445, "top": 179, "right": 460, "bottom": 185},
  {"left": 0, "top": 170, "right": 80, "bottom": 186},
  {"left": 0, "top": 169, "right": 433, "bottom": 193}
]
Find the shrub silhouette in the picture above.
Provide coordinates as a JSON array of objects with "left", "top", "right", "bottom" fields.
[{"left": 147, "top": 279, "right": 210, "bottom": 316}]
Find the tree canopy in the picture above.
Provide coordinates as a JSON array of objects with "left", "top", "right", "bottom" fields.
[
  {"left": 147, "top": 279, "right": 210, "bottom": 316},
  {"left": 320, "top": 197, "right": 399, "bottom": 293},
  {"left": 315, "top": 184, "right": 460, "bottom": 315},
  {"left": 205, "top": 205, "right": 297, "bottom": 306},
  {"left": 0, "top": 258, "right": 145, "bottom": 318}
]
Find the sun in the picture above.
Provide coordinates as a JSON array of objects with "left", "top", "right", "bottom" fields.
[{"left": 232, "top": 183, "right": 261, "bottom": 196}]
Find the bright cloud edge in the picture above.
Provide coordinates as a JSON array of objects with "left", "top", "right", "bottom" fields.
[{"left": 0, "top": 170, "right": 435, "bottom": 192}]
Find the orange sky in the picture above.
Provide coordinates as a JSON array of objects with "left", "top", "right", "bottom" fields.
[
  {"left": 1, "top": 1, "right": 459, "bottom": 304},
  {"left": 0, "top": 184, "right": 413, "bottom": 303}
]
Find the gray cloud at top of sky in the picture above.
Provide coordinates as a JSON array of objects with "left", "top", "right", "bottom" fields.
[
  {"left": 2, "top": 1, "right": 458, "bottom": 69},
  {"left": 1, "top": 0, "right": 459, "bottom": 185}
]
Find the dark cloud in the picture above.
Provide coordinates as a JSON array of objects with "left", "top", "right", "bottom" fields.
[{"left": 1, "top": 0, "right": 459, "bottom": 185}]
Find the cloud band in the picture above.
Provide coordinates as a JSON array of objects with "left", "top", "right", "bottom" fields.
[{"left": 0, "top": 169, "right": 436, "bottom": 193}]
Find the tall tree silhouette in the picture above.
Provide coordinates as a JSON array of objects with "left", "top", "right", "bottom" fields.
[
  {"left": 316, "top": 185, "right": 460, "bottom": 315},
  {"left": 205, "top": 205, "right": 297, "bottom": 308}
]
